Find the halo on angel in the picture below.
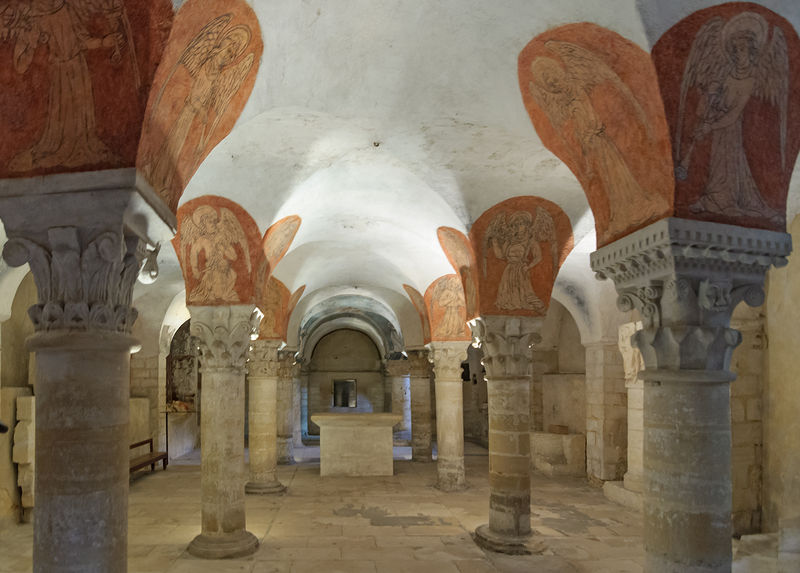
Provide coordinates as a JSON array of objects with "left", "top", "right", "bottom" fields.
[
  {"left": 142, "top": 13, "right": 256, "bottom": 202},
  {"left": 674, "top": 11, "right": 788, "bottom": 224}
]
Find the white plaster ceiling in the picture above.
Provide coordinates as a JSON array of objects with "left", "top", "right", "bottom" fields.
[{"left": 162, "top": 0, "right": 800, "bottom": 348}]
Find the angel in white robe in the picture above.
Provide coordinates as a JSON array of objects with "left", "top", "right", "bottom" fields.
[
  {"left": 143, "top": 14, "right": 254, "bottom": 198},
  {"left": 180, "top": 205, "right": 251, "bottom": 303},
  {"left": 529, "top": 41, "right": 668, "bottom": 239},
  {"left": 484, "top": 209, "right": 558, "bottom": 313},
  {"left": 1, "top": 0, "right": 134, "bottom": 171},
  {"left": 675, "top": 12, "right": 788, "bottom": 224}
]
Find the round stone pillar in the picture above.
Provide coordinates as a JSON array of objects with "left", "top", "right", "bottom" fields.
[
  {"left": 428, "top": 342, "right": 468, "bottom": 491},
  {"left": 246, "top": 339, "right": 285, "bottom": 494},
  {"left": 473, "top": 316, "right": 543, "bottom": 555},
  {"left": 187, "top": 305, "right": 259, "bottom": 559},
  {"left": 32, "top": 332, "right": 136, "bottom": 573},
  {"left": 591, "top": 217, "right": 792, "bottom": 572},
  {"left": 385, "top": 358, "right": 411, "bottom": 433},
  {"left": 276, "top": 350, "right": 296, "bottom": 465},
  {"left": 0, "top": 189, "right": 170, "bottom": 573},
  {"left": 407, "top": 349, "right": 433, "bottom": 462}
]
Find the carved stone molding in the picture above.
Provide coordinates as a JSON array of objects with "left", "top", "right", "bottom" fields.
[
  {"left": 406, "top": 348, "right": 430, "bottom": 377},
  {"left": 427, "top": 342, "right": 468, "bottom": 381},
  {"left": 591, "top": 218, "right": 792, "bottom": 377},
  {"left": 0, "top": 175, "right": 176, "bottom": 335},
  {"left": 248, "top": 339, "right": 282, "bottom": 378},
  {"left": 471, "top": 315, "right": 543, "bottom": 380},
  {"left": 189, "top": 305, "right": 260, "bottom": 372},
  {"left": 385, "top": 358, "right": 409, "bottom": 377},
  {"left": 3, "top": 227, "right": 145, "bottom": 333}
]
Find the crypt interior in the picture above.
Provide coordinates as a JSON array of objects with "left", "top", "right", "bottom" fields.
[{"left": 0, "top": 1, "right": 799, "bottom": 572}]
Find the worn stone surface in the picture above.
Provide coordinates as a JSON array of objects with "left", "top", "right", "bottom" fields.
[
  {"left": 408, "top": 349, "right": 433, "bottom": 462},
  {"left": 428, "top": 342, "right": 468, "bottom": 491},
  {"left": 312, "top": 413, "right": 401, "bottom": 477},
  {"left": 592, "top": 217, "right": 791, "bottom": 573},
  {"left": 186, "top": 305, "right": 260, "bottom": 559},
  {"left": 246, "top": 340, "right": 285, "bottom": 494}
]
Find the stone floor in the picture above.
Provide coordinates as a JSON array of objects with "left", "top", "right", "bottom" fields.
[{"left": 0, "top": 442, "right": 781, "bottom": 572}]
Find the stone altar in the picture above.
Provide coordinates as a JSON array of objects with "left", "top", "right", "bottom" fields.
[{"left": 311, "top": 413, "right": 401, "bottom": 476}]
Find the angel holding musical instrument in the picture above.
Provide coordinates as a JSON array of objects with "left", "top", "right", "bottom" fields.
[
  {"left": 180, "top": 205, "right": 251, "bottom": 304},
  {"left": 484, "top": 209, "right": 558, "bottom": 313},
  {"left": 529, "top": 41, "right": 668, "bottom": 240},
  {"left": 1, "top": 0, "right": 137, "bottom": 172},
  {"left": 143, "top": 14, "right": 255, "bottom": 199},
  {"left": 675, "top": 12, "right": 787, "bottom": 224}
]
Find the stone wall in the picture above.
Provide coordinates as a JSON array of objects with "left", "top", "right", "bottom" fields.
[
  {"left": 730, "top": 304, "right": 766, "bottom": 536},
  {"left": 763, "top": 214, "right": 800, "bottom": 533},
  {"left": 585, "top": 342, "right": 627, "bottom": 482}
]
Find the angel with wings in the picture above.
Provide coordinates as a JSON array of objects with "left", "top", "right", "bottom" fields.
[
  {"left": 1, "top": 0, "right": 136, "bottom": 172},
  {"left": 143, "top": 14, "right": 255, "bottom": 198},
  {"left": 484, "top": 209, "right": 558, "bottom": 313},
  {"left": 529, "top": 41, "right": 668, "bottom": 239},
  {"left": 180, "top": 205, "right": 251, "bottom": 304},
  {"left": 675, "top": 12, "right": 787, "bottom": 224}
]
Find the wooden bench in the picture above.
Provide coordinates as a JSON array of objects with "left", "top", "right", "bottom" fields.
[{"left": 130, "top": 438, "right": 168, "bottom": 474}]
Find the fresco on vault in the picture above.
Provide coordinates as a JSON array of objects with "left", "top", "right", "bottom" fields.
[
  {"left": 436, "top": 227, "right": 479, "bottom": 320},
  {"left": 425, "top": 275, "right": 470, "bottom": 341},
  {"left": 0, "top": 0, "right": 172, "bottom": 177},
  {"left": 256, "top": 278, "right": 305, "bottom": 341},
  {"left": 653, "top": 4, "right": 800, "bottom": 232},
  {"left": 174, "top": 196, "right": 262, "bottom": 306},
  {"left": 138, "top": 0, "right": 262, "bottom": 211},
  {"left": 403, "top": 284, "right": 431, "bottom": 345},
  {"left": 519, "top": 24, "right": 673, "bottom": 247},
  {"left": 470, "top": 197, "right": 572, "bottom": 317},
  {"left": 263, "top": 215, "right": 302, "bottom": 272},
  {"left": 257, "top": 276, "right": 289, "bottom": 340}
]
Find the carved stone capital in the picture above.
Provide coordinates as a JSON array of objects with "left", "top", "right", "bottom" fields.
[
  {"left": 591, "top": 218, "right": 791, "bottom": 378},
  {"left": 3, "top": 228, "right": 145, "bottom": 334},
  {"left": 188, "top": 305, "right": 260, "bottom": 372},
  {"left": 406, "top": 348, "right": 430, "bottom": 377},
  {"left": 426, "top": 342, "right": 468, "bottom": 381},
  {"left": 385, "top": 358, "right": 409, "bottom": 377},
  {"left": 471, "top": 315, "right": 542, "bottom": 380},
  {"left": 0, "top": 171, "right": 176, "bottom": 335},
  {"left": 248, "top": 339, "right": 283, "bottom": 378}
]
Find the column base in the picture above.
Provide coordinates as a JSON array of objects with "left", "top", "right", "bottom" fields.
[
  {"left": 473, "top": 524, "right": 545, "bottom": 555},
  {"left": 187, "top": 530, "right": 259, "bottom": 559},
  {"left": 436, "top": 477, "right": 467, "bottom": 492},
  {"left": 245, "top": 480, "right": 286, "bottom": 495}
]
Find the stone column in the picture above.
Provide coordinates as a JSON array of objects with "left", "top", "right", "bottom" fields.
[
  {"left": 245, "top": 339, "right": 285, "bottom": 494},
  {"left": 0, "top": 174, "right": 174, "bottom": 573},
  {"left": 618, "top": 322, "right": 644, "bottom": 494},
  {"left": 276, "top": 349, "right": 295, "bottom": 464},
  {"left": 473, "top": 316, "right": 542, "bottom": 555},
  {"left": 407, "top": 349, "right": 433, "bottom": 462},
  {"left": 591, "top": 217, "right": 791, "bottom": 573},
  {"left": 385, "top": 358, "right": 410, "bottom": 432},
  {"left": 584, "top": 340, "right": 627, "bottom": 482},
  {"left": 187, "top": 305, "right": 260, "bottom": 559},
  {"left": 428, "top": 342, "right": 468, "bottom": 491}
]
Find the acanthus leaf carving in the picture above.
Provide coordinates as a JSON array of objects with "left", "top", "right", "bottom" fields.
[
  {"left": 247, "top": 339, "right": 282, "bottom": 378},
  {"left": 427, "top": 342, "right": 467, "bottom": 381},
  {"left": 189, "top": 305, "right": 258, "bottom": 372},
  {"left": 2, "top": 227, "right": 146, "bottom": 334}
]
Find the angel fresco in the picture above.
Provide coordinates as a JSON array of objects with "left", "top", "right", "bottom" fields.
[
  {"left": 180, "top": 205, "right": 251, "bottom": 304},
  {"left": 484, "top": 209, "right": 558, "bottom": 313},
  {"left": 0, "top": 0, "right": 138, "bottom": 172},
  {"left": 432, "top": 277, "right": 466, "bottom": 339},
  {"left": 674, "top": 12, "right": 787, "bottom": 224},
  {"left": 528, "top": 41, "right": 668, "bottom": 237},
  {"left": 142, "top": 13, "right": 255, "bottom": 198}
]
